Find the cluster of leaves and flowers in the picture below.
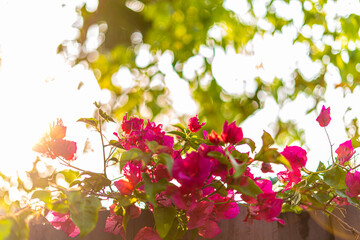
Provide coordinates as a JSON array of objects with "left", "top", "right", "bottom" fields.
[{"left": 5, "top": 103, "right": 360, "bottom": 239}]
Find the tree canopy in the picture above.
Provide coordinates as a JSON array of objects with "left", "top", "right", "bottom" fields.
[{"left": 57, "top": 0, "right": 360, "bottom": 145}]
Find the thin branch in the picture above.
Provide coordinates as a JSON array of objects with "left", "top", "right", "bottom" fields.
[
  {"left": 325, "top": 209, "right": 360, "bottom": 239},
  {"left": 98, "top": 109, "right": 107, "bottom": 178},
  {"left": 324, "top": 127, "right": 335, "bottom": 165}
]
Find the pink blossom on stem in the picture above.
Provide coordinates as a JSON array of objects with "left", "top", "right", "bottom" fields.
[
  {"left": 281, "top": 146, "right": 307, "bottom": 171},
  {"left": 336, "top": 140, "right": 355, "bottom": 166},
  {"left": 172, "top": 152, "right": 212, "bottom": 190},
  {"left": 122, "top": 113, "right": 144, "bottom": 134},
  {"left": 316, "top": 105, "right": 331, "bottom": 127},
  {"left": 188, "top": 115, "right": 205, "bottom": 132},
  {"left": 221, "top": 121, "right": 243, "bottom": 145},
  {"left": 277, "top": 170, "right": 301, "bottom": 192}
]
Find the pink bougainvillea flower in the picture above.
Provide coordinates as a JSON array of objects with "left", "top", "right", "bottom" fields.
[
  {"left": 114, "top": 179, "right": 135, "bottom": 195},
  {"left": 188, "top": 115, "right": 205, "bottom": 132},
  {"left": 122, "top": 113, "right": 144, "bottom": 134},
  {"left": 281, "top": 146, "right": 307, "bottom": 171},
  {"left": 208, "top": 130, "right": 222, "bottom": 145},
  {"left": 245, "top": 193, "right": 284, "bottom": 225},
  {"left": 345, "top": 171, "right": 360, "bottom": 198},
  {"left": 187, "top": 200, "right": 214, "bottom": 229},
  {"left": 198, "top": 219, "right": 221, "bottom": 239},
  {"left": 221, "top": 121, "right": 243, "bottom": 145},
  {"left": 50, "top": 139, "right": 77, "bottom": 161},
  {"left": 210, "top": 190, "right": 239, "bottom": 220},
  {"left": 49, "top": 118, "right": 67, "bottom": 139},
  {"left": 134, "top": 227, "right": 162, "bottom": 240},
  {"left": 170, "top": 186, "right": 201, "bottom": 210},
  {"left": 198, "top": 143, "right": 227, "bottom": 180},
  {"left": 104, "top": 213, "right": 125, "bottom": 237},
  {"left": 122, "top": 161, "right": 142, "bottom": 186},
  {"left": 119, "top": 117, "right": 174, "bottom": 154},
  {"left": 104, "top": 204, "right": 125, "bottom": 237},
  {"left": 257, "top": 193, "right": 285, "bottom": 224},
  {"left": 46, "top": 211, "right": 80, "bottom": 238},
  {"left": 172, "top": 152, "right": 212, "bottom": 190},
  {"left": 277, "top": 170, "right": 301, "bottom": 192},
  {"left": 336, "top": 140, "right": 355, "bottom": 166},
  {"left": 115, "top": 161, "right": 142, "bottom": 195},
  {"left": 153, "top": 164, "right": 171, "bottom": 181},
  {"left": 33, "top": 119, "right": 77, "bottom": 161},
  {"left": 316, "top": 105, "right": 331, "bottom": 127}
]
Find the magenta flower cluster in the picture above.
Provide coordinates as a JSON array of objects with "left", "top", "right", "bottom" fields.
[{"left": 38, "top": 103, "right": 360, "bottom": 240}]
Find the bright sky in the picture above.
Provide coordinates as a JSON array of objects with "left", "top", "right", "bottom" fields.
[{"left": 0, "top": 0, "right": 359, "bottom": 196}]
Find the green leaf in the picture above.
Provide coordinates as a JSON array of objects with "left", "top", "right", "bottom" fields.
[
  {"left": 32, "top": 190, "right": 51, "bottom": 204},
  {"left": 168, "top": 131, "right": 187, "bottom": 140},
  {"left": 0, "top": 218, "right": 13, "bottom": 239},
  {"left": 209, "top": 181, "right": 228, "bottom": 197},
  {"left": 99, "top": 109, "right": 115, "bottom": 122},
  {"left": 120, "top": 148, "right": 144, "bottom": 171},
  {"left": 261, "top": 130, "right": 275, "bottom": 149},
  {"left": 154, "top": 207, "right": 177, "bottom": 238},
  {"left": 239, "top": 138, "right": 256, "bottom": 152},
  {"left": 109, "top": 140, "right": 124, "bottom": 149},
  {"left": 323, "top": 166, "right": 347, "bottom": 190},
  {"left": 316, "top": 161, "right": 326, "bottom": 172},
  {"left": 118, "top": 195, "right": 137, "bottom": 207},
  {"left": 226, "top": 151, "right": 248, "bottom": 178},
  {"left": 67, "top": 191, "right": 101, "bottom": 238},
  {"left": 207, "top": 151, "right": 230, "bottom": 166},
  {"left": 230, "top": 178, "right": 263, "bottom": 198},
  {"left": 158, "top": 153, "right": 174, "bottom": 177},
  {"left": 146, "top": 140, "right": 167, "bottom": 153},
  {"left": 255, "top": 148, "right": 291, "bottom": 169},
  {"left": 313, "top": 191, "right": 330, "bottom": 204},
  {"left": 172, "top": 123, "right": 186, "bottom": 132},
  {"left": 163, "top": 218, "right": 186, "bottom": 240},
  {"left": 57, "top": 169, "right": 80, "bottom": 184},
  {"left": 77, "top": 118, "right": 99, "bottom": 128},
  {"left": 142, "top": 173, "right": 168, "bottom": 205},
  {"left": 351, "top": 138, "right": 360, "bottom": 149}
]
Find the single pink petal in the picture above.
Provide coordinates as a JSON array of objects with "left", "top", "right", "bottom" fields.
[
  {"left": 316, "top": 105, "right": 331, "bottom": 127},
  {"left": 187, "top": 201, "right": 214, "bottom": 229},
  {"left": 198, "top": 219, "right": 221, "bottom": 239},
  {"left": 134, "top": 227, "right": 162, "bottom": 240},
  {"left": 281, "top": 146, "right": 307, "bottom": 171},
  {"left": 336, "top": 140, "right": 355, "bottom": 166},
  {"left": 221, "top": 121, "right": 243, "bottom": 145}
]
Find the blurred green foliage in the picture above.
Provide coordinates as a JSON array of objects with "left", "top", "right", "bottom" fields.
[{"left": 63, "top": 0, "right": 360, "bottom": 143}]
